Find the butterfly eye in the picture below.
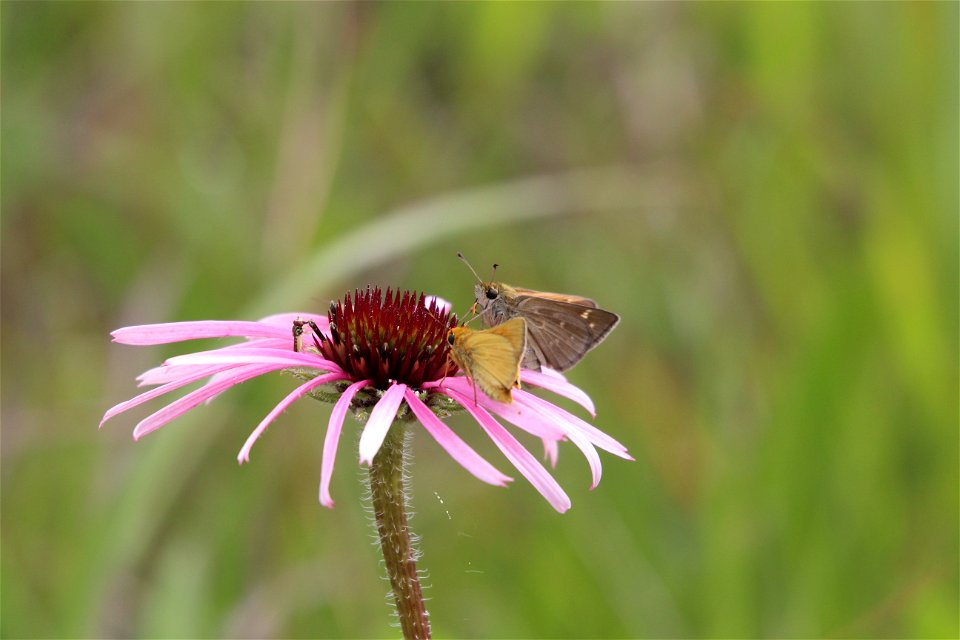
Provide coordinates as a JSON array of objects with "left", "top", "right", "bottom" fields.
[
  {"left": 447, "top": 332, "right": 456, "bottom": 345},
  {"left": 485, "top": 288, "right": 498, "bottom": 300}
]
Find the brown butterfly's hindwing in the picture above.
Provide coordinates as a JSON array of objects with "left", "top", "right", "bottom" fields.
[{"left": 516, "top": 297, "right": 619, "bottom": 371}]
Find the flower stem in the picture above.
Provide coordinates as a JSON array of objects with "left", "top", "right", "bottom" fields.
[{"left": 368, "top": 424, "right": 431, "bottom": 640}]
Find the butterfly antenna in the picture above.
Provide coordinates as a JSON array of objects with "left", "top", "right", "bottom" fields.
[
  {"left": 462, "top": 309, "right": 481, "bottom": 326},
  {"left": 421, "top": 300, "right": 447, "bottom": 327},
  {"left": 457, "top": 252, "right": 484, "bottom": 284},
  {"left": 491, "top": 263, "right": 499, "bottom": 279},
  {"left": 423, "top": 298, "right": 472, "bottom": 330}
]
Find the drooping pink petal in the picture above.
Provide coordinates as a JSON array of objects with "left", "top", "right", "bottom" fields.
[
  {"left": 101, "top": 364, "right": 237, "bottom": 427},
  {"left": 432, "top": 377, "right": 566, "bottom": 441},
  {"left": 320, "top": 379, "right": 371, "bottom": 508},
  {"left": 543, "top": 439, "right": 559, "bottom": 468},
  {"left": 520, "top": 369, "right": 596, "bottom": 417},
  {"left": 132, "top": 364, "right": 280, "bottom": 440},
  {"left": 516, "top": 390, "right": 632, "bottom": 460},
  {"left": 455, "top": 399, "right": 569, "bottom": 511},
  {"left": 443, "top": 383, "right": 604, "bottom": 488},
  {"left": 138, "top": 336, "right": 335, "bottom": 390},
  {"left": 193, "top": 339, "right": 310, "bottom": 404},
  {"left": 165, "top": 347, "right": 342, "bottom": 373},
  {"left": 238, "top": 372, "right": 348, "bottom": 463},
  {"left": 514, "top": 393, "right": 604, "bottom": 489},
  {"left": 136, "top": 338, "right": 295, "bottom": 386},
  {"left": 137, "top": 363, "right": 224, "bottom": 386},
  {"left": 112, "top": 321, "right": 289, "bottom": 345},
  {"left": 404, "top": 389, "right": 512, "bottom": 487},
  {"left": 358, "top": 383, "right": 407, "bottom": 464}
]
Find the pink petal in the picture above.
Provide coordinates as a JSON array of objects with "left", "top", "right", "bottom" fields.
[
  {"left": 543, "top": 439, "right": 559, "bottom": 468},
  {"left": 520, "top": 369, "right": 596, "bottom": 417},
  {"left": 165, "top": 347, "right": 342, "bottom": 373},
  {"left": 455, "top": 399, "right": 569, "bottom": 511},
  {"left": 320, "top": 379, "right": 371, "bottom": 508},
  {"left": 358, "top": 383, "right": 407, "bottom": 464},
  {"left": 137, "top": 338, "right": 320, "bottom": 387},
  {"left": 137, "top": 363, "right": 224, "bottom": 386},
  {"left": 226, "top": 337, "right": 292, "bottom": 350},
  {"left": 404, "top": 389, "right": 512, "bottom": 487},
  {"left": 197, "top": 338, "right": 312, "bottom": 404},
  {"left": 441, "top": 381, "right": 603, "bottom": 488},
  {"left": 516, "top": 390, "right": 632, "bottom": 460},
  {"left": 514, "top": 393, "right": 604, "bottom": 489},
  {"left": 112, "top": 321, "right": 288, "bottom": 345},
  {"left": 423, "top": 296, "right": 452, "bottom": 313},
  {"left": 257, "top": 312, "right": 330, "bottom": 333},
  {"left": 435, "top": 377, "right": 566, "bottom": 441},
  {"left": 132, "top": 364, "right": 280, "bottom": 440},
  {"left": 201, "top": 368, "right": 254, "bottom": 406},
  {"left": 443, "top": 384, "right": 613, "bottom": 488},
  {"left": 238, "top": 372, "right": 348, "bottom": 463},
  {"left": 136, "top": 339, "right": 294, "bottom": 386},
  {"left": 101, "top": 364, "right": 236, "bottom": 427}
]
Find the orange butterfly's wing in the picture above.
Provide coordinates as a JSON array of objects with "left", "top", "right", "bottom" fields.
[
  {"left": 450, "top": 319, "right": 527, "bottom": 403},
  {"left": 483, "top": 317, "right": 527, "bottom": 362}
]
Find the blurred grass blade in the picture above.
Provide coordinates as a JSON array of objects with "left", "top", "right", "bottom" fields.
[{"left": 251, "top": 163, "right": 687, "bottom": 315}]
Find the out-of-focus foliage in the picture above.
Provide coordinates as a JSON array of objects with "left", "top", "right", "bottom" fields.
[{"left": 2, "top": 3, "right": 956, "bottom": 638}]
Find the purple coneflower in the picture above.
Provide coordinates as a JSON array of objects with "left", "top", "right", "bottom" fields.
[{"left": 101, "top": 287, "right": 631, "bottom": 639}]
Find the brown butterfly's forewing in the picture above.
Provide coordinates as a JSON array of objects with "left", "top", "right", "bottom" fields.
[
  {"left": 511, "top": 287, "right": 598, "bottom": 308},
  {"left": 473, "top": 281, "right": 619, "bottom": 372}
]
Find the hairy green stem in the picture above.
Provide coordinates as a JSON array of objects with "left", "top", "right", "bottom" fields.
[{"left": 369, "top": 425, "right": 431, "bottom": 640}]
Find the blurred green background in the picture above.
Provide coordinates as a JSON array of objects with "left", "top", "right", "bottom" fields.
[{"left": 2, "top": 3, "right": 957, "bottom": 638}]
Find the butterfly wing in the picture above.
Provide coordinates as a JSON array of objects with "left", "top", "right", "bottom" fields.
[
  {"left": 511, "top": 287, "right": 598, "bottom": 308},
  {"left": 459, "top": 318, "right": 527, "bottom": 402},
  {"left": 515, "top": 297, "right": 619, "bottom": 372},
  {"left": 485, "top": 317, "right": 527, "bottom": 387}
]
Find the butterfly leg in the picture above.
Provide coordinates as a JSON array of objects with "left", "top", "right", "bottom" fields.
[{"left": 439, "top": 360, "right": 449, "bottom": 388}]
